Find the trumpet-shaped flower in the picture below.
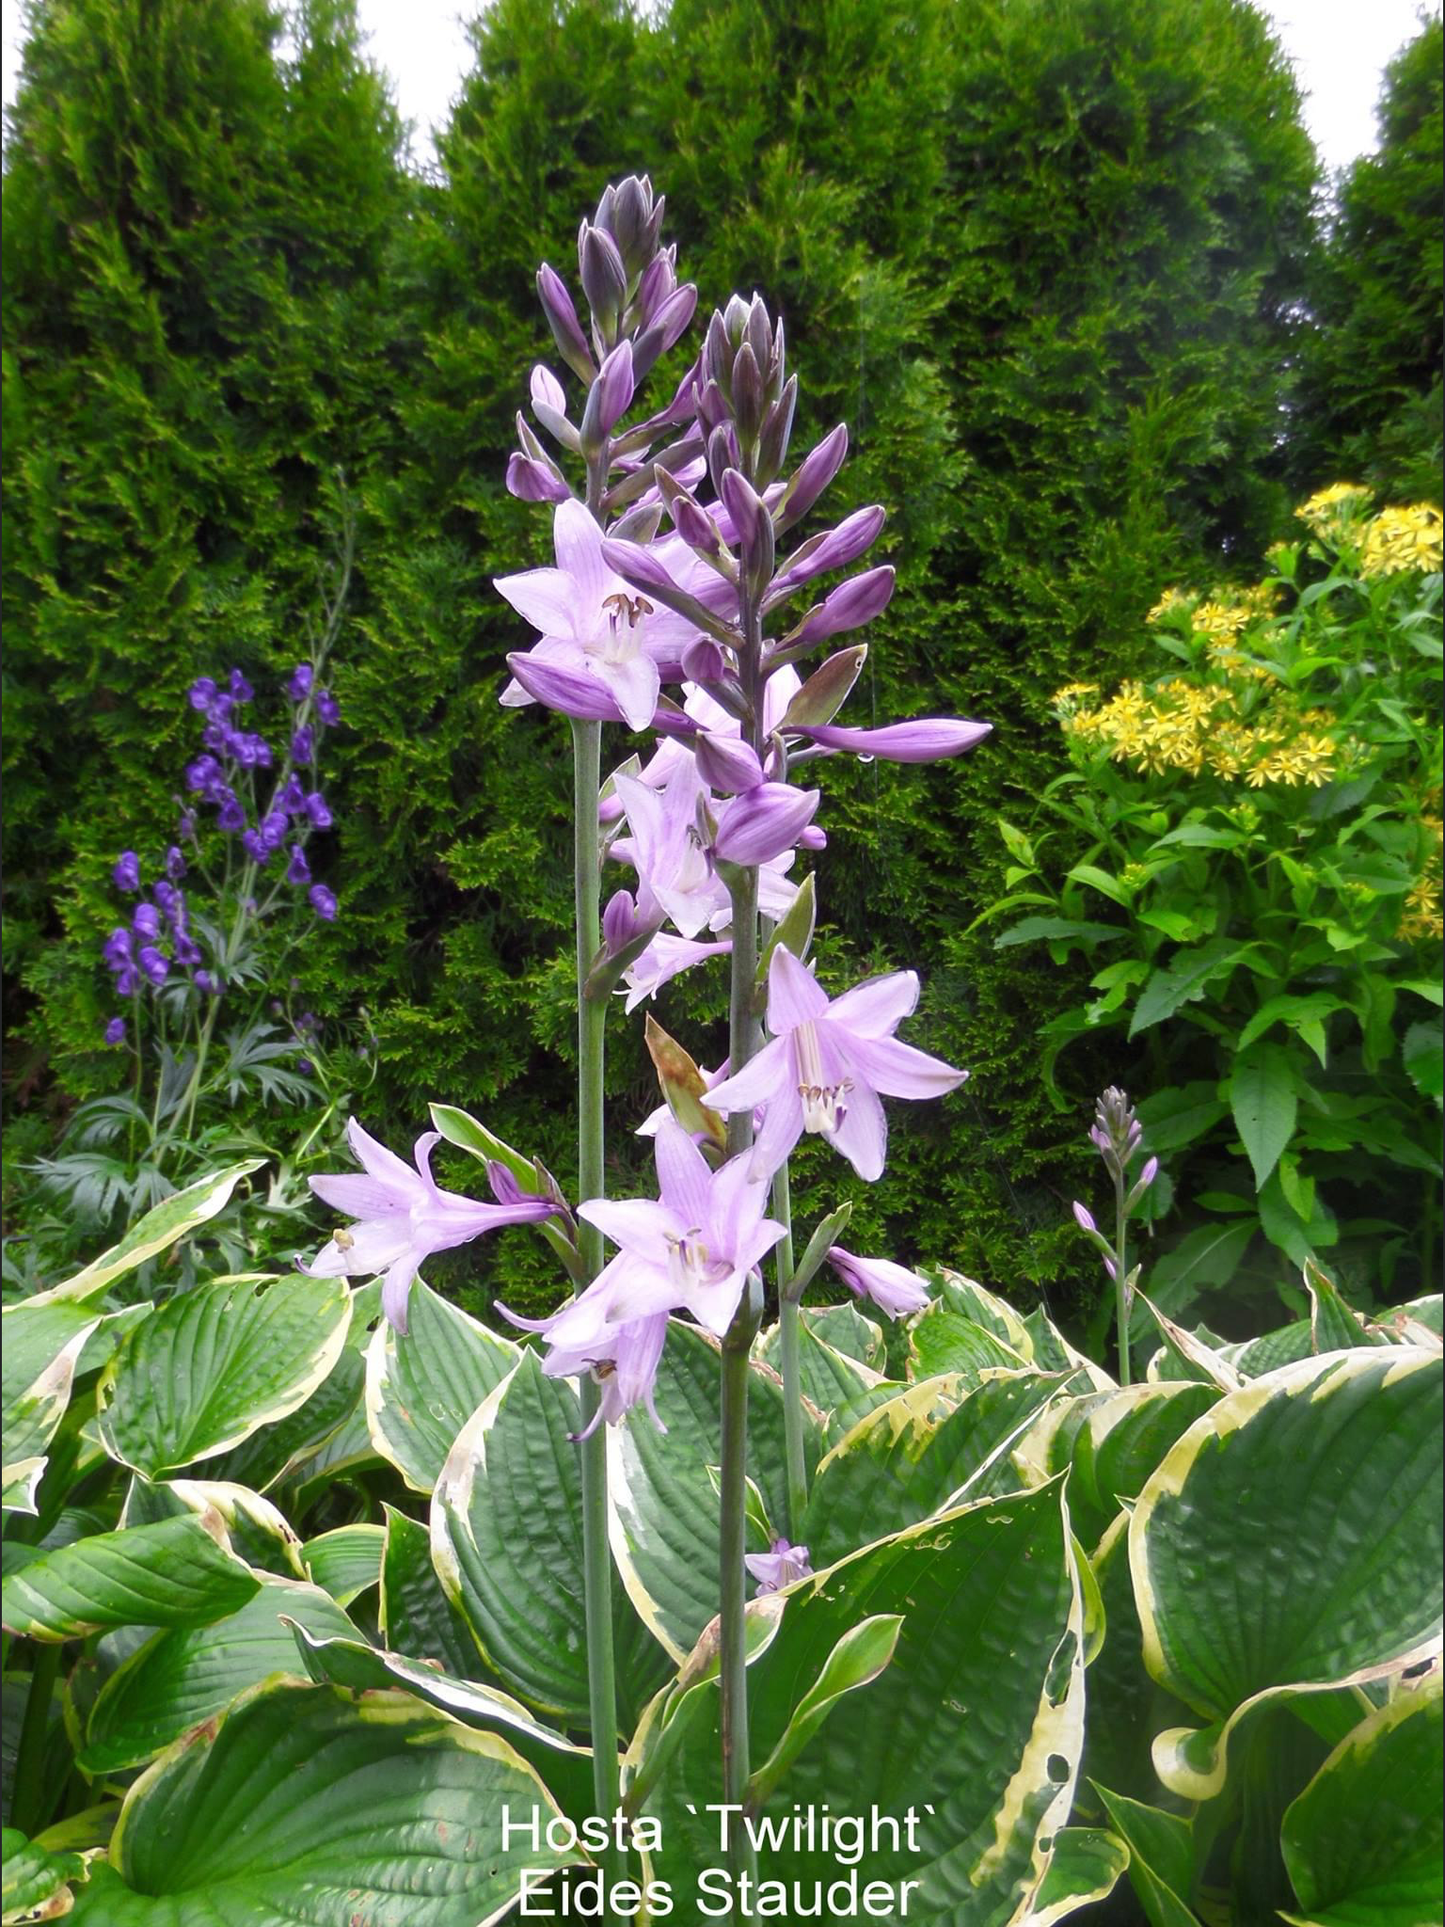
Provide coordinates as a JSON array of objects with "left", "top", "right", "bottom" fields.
[
  {"left": 304, "top": 1119, "right": 556, "bottom": 1334},
  {"left": 706, "top": 946, "right": 966, "bottom": 1183},
  {"left": 827, "top": 1246, "right": 931, "bottom": 1318},
  {"left": 497, "top": 499, "right": 699, "bottom": 731},
  {"left": 745, "top": 1538, "right": 813, "bottom": 1593}
]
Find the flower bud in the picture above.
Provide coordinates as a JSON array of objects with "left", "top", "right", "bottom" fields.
[
  {"left": 610, "top": 502, "right": 664, "bottom": 546},
  {"left": 756, "top": 375, "right": 798, "bottom": 487},
  {"left": 635, "top": 249, "right": 676, "bottom": 326},
  {"left": 633, "top": 284, "right": 698, "bottom": 381},
  {"left": 720, "top": 468, "right": 773, "bottom": 588},
  {"left": 1072, "top": 1200, "right": 1097, "bottom": 1234},
  {"left": 580, "top": 340, "right": 635, "bottom": 452},
  {"left": 681, "top": 637, "right": 728, "bottom": 684},
  {"left": 537, "top": 263, "right": 596, "bottom": 384},
  {"left": 578, "top": 222, "right": 627, "bottom": 337},
  {"left": 773, "top": 506, "right": 887, "bottom": 600},
  {"left": 788, "top": 566, "right": 895, "bottom": 646},
  {"left": 695, "top": 731, "right": 765, "bottom": 794},
  {"left": 778, "top": 424, "right": 848, "bottom": 529},
  {"left": 506, "top": 452, "right": 570, "bottom": 503},
  {"left": 730, "top": 341, "right": 764, "bottom": 445},
  {"left": 712, "top": 781, "right": 820, "bottom": 865},
  {"left": 795, "top": 716, "right": 992, "bottom": 763},
  {"left": 529, "top": 365, "right": 577, "bottom": 449}
]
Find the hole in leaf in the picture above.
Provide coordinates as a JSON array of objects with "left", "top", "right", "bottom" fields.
[{"left": 1046, "top": 1753, "right": 1070, "bottom": 1785}]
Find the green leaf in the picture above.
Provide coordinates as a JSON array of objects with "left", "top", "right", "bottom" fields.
[
  {"left": 364, "top": 1278, "right": 518, "bottom": 1493},
  {"left": 80, "top": 1578, "right": 357, "bottom": 1774},
  {"left": 1090, "top": 1783, "right": 1201, "bottom": 1927},
  {"left": 301, "top": 1524, "right": 384, "bottom": 1606},
  {"left": 1257, "top": 1167, "right": 1339, "bottom": 1267},
  {"left": 205, "top": 1326, "right": 367, "bottom": 1494},
  {"left": 1404, "top": 1019, "right": 1444, "bottom": 1103},
  {"left": 287, "top": 1622, "right": 597, "bottom": 1824},
  {"left": 1135, "top": 1082, "right": 1229, "bottom": 1154},
  {"left": 747, "top": 1614, "right": 903, "bottom": 1805},
  {"left": 378, "top": 1503, "right": 484, "bottom": 1680},
  {"left": 1066, "top": 862, "right": 1133, "bottom": 905},
  {"left": 1, "top": 1515, "right": 260, "bottom": 1643},
  {"left": 1026, "top": 1827, "right": 1129, "bottom": 1921},
  {"left": 67, "top": 1680, "right": 582, "bottom": 1927},
  {"left": 803, "top": 1372, "right": 1063, "bottom": 1568},
  {"left": 607, "top": 1321, "right": 817, "bottom": 1662},
  {"left": 1147, "top": 1221, "right": 1255, "bottom": 1316},
  {"left": 754, "top": 1319, "right": 886, "bottom": 1438},
  {"left": 800, "top": 1302, "right": 884, "bottom": 1369},
  {"left": 1304, "top": 1260, "right": 1385, "bottom": 1355},
  {"left": 1228, "top": 1041, "right": 1297, "bottom": 1187},
  {"left": 1036, "top": 1383, "right": 1221, "bottom": 1553},
  {"left": 780, "top": 1198, "right": 853, "bottom": 1302},
  {"left": 906, "top": 1277, "right": 1031, "bottom": 1379},
  {"left": 2, "top": 1301, "right": 106, "bottom": 1514},
  {"left": 997, "top": 818, "right": 1035, "bottom": 867},
  {"left": 1129, "top": 940, "right": 1250, "bottom": 1037},
  {"left": 31, "top": 1161, "right": 266, "bottom": 1306},
  {"left": 1132, "top": 1349, "right": 1443, "bottom": 1800},
  {"left": 996, "top": 915, "right": 1124, "bottom": 948},
  {"left": 96, "top": 1274, "right": 352, "bottom": 1479},
  {"left": 632, "top": 1483, "right": 1085, "bottom": 1923},
  {"left": 1237, "top": 991, "right": 1342, "bottom": 1053},
  {"left": 432, "top": 1351, "right": 666, "bottom": 1722},
  {"left": 122, "top": 1476, "right": 305, "bottom": 1578},
  {"left": 1280, "top": 1674, "right": 1443, "bottom": 1927},
  {"left": 1, "top": 1828, "right": 89, "bottom": 1922}
]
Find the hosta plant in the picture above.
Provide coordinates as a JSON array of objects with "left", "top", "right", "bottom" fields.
[{"left": 3, "top": 180, "right": 1440, "bottom": 1927}]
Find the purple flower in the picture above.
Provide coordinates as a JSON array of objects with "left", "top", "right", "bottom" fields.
[
  {"left": 286, "top": 843, "right": 312, "bottom": 886},
  {"left": 174, "top": 934, "right": 202, "bottom": 968},
  {"left": 309, "top": 884, "right": 337, "bottom": 921},
  {"left": 507, "top": 453, "right": 571, "bottom": 503},
  {"left": 103, "top": 1017, "right": 127, "bottom": 1046},
  {"left": 229, "top": 669, "right": 254, "bottom": 703},
  {"left": 103, "top": 927, "right": 132, "bottom": 971},
  {"left": 612, "top": 764, "right": 717, "bottom": 938},
  {"left": 706, "top": 945, "right": 967, "bottom": 1183},
  {"left": 297, "top": 1057, "right": 315, "bottom": 1076},
  {"left": 186, "top": 755, "right": 224, "bottom": 794},
  {"left": 303, "top": 792, "right": 332, "bottom": 830},
  {"left": 177, "top": 810, "right": 197, "bottom": 841},
  {"left": 241, "top": 829, "right": 272, "bottom": 865},
  {"left": 496, "top": 499, "right": 699, "bottom": 732},
  {"left": 278, "top": 774, "right": 307, "bottom": 814},
  {"left": 115, "top": 966, "right": 139, "bottom": 996},
  {"left": 291, "top": 727, "right": 315, "bottom": 766},
  {"left": 194, "top": 970, "right": 220, "bottom": 995},
  {"left": 314, "top": 689, "right": 340, "bottom": 728},
  {"left": 622, "top": 933, "right": 733, "bottom": 1014},
  {"left": 711, "top": 781, "right": 820, "bottom": 866},
  {"left": 259, "top": 811, "right": 288, "bottom": 852},
  {"left": 303, "top": 1119, "right": 558, "bottom": 1333},
  {"left": 165, "top": 844, "right": 187, "bottom": 881},
  {"left": 827, "top": 1247, "right": 931, "bottom": 1318},
  {"left": 112, "top": 851, "right": 141, "bottom": 892},
  {"left": 745, "top": 1538, "right": 813, "bottom": 1594},
  {"left": 286, "top": 664, "right": 314, "bottom": 702},
  {"left": 214, "top": 791, "right": 246, "bottom": 833},
  {"left": 132, "top": 903, "right": 162, "bottom": 941},
  {"left": 795, "top": 717, "right": 992, "bottom": 763},
  {"left": 1072, "top": 1201, "right": 1098, "bottom": 1235},
  {"left": 188, "top": 677, "right": 219, "bottom": 711},
  {"left": 788, "top": 566, "right": 895, "bottom": 647},
  {"left": 137, "top": 945, "right": 170, "bottom": 987},
  {"left": 522, "top": 1312, "right": 671, "bottom": 1440}
]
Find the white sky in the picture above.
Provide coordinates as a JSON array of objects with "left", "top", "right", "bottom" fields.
[{"left": 2, "top": 0, "right": 1439, "bottom": 177}]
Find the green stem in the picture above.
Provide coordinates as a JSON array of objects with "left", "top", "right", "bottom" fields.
[
  {"left": 1114, "top": 1171, "right": 1131, "bottom": 1387},
  {"left": 12, "top": 1642, "right": 62, "bottom": 1836},
  {"left": 773, "top": 1164, "right": 807, "bottom": 1536},
  {"left": 571, "top": 717, "right": 621, "bottom": 1841}
]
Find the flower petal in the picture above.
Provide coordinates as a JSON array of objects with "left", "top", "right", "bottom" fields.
[
  {"left": 767, "top": 944, "right": 830, "bottom": 1033},
  {"left": 849, "top": 1032, "right": 967, "bottom": 1099},
  {"left": 832, "top": 1079, "right": 888, "bottom": 1181},
  {"left": 345, "top": 1118, "right": 423, "bottom": 1197},
  {"left": 553, "top": 497, "right": 606, "bottom": 613},
  {"left": 828, "top": 969, "right": 919, "bottom": 1039},
  {"left": 608, "top": 651, "right": 663, "bottom": 734},
  {"left": 493, "top": 565, "right": 578, "bottom": 637},
  {"left": 381, "top": 1254, "right": 422, "bottom": 1335},
  {"left": 706, "top": 1034, "right": 790, "bottom": 1115},
  {"left": 746, "top": 1077, "right": 806, "bottom": 1184},
  {"left": 577, "top": 1197, "right": 678, "bottom": 1264},
  {"left": 653, "top": 1118, "right": 714, "bottom": 1231},
  {"left": 308, "top": 1174, "right": 407, "bottom": 1219}
]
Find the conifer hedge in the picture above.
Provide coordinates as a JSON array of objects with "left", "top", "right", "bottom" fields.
[{"left": 4, "top": 0, "right": 1435, "bottom": 1321}]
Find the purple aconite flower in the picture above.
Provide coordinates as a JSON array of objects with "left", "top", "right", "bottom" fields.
[
  {"left": 315, "top": 689, "right": 340, "bottom": 728},
  {"left": 215, "top": 791, "right": 246, "bottom": 833},
  {"left": 304, "top": 1119, "right": 558, "bottom": 1333},
  {"left": 103, "top": 1016, "right": 127, "bottom": 1046},
  {"left": 286, "top": 844, "right": 312, "bottom": 886},
  {"left": 241, "top": 829, "right": 272, "bottom": 866},
  {"left": 302, "top": 792, "right": 332, "bottom": 830},
  {"left": 278, "top": 774, "right": 307, "bottom": 814},
  {"left": 188, "top": 676, "right": 218, "bottom": 711},
  {"left": 137, "top": 945, "right": 170, "bottom": 987},
  {"left": 103, "top": 927, "right": 132, "bottom": 971},
  {"left": 229, "top": 669, "right": 254, "bottom": 703},
  {"left": 745, "top": 1538, "right": 813, "bottom": 1594},
  {"left": 827, "top": 1247, "right": 932, "bottom": 1318},
  {"left": 112, "top": 851, "right": 141, "bottom": 892},
  {"left": 132, "top": 903, "right": 162, "bottom": 941},
  {"left": 165, "top": 844, "right": 187, "bottom": 882},
  {"left": 291, "top": 727, "right": 315, "bottom": 767},
  {"left": 309, "top": 884, "right": 337, "bottom": 922},
  {"left": 286, "top": 663, "right": 314, "bottom": 702},
  {"left": 706, "top": 946, "right": 967, "bottom": 1183}
]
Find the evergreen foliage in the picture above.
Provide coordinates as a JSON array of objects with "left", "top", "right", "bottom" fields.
[
  {"left": 1292, "top": 11, "right": 1444, "bottom": 503},
  {"left": 7, "top": 0, "right": 1395, "bottom": 1331}
]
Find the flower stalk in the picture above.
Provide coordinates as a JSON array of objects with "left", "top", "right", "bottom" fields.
[{"left": 772, "top": 1161, "right": 808, "bottom": 1536}]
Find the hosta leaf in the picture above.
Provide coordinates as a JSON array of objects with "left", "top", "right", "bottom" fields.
[
  {"left": 1025, "top": 1827, "right": 1129, "bottom": 1922},
  {"left": 288, "top": 1622, "right": 596, "bottom": 1822},
  {"left": 1, "top": 1302, "right": 104, "bottom": 1515},
  {"left": 432, "top": 1351, "right": 666, "bottom": 1724},
  {"left": 121, "top": 1476, "right": 305, "bottom": 1578},
  {"left": 1025, "top": 1383, "right": 1220, "bottom": 1553},
  {"left": 606, "top": 1320, "right": 819, "bottom": 1662},
  {"left": 1, "top": 1828, "right": 91, "bottom": 1922},
  {"left": 66, "top": 1679, "right": 582, "bottom": 1927},
  {"left": 906, "top": 1278, "right": 1030, "bottom": 1380},
  {"left": 97, "top": 1274, "right": 351, "bottom": 1479},
  {"left": 364, "top": 1278, "right": 519, "bottom": 1493},
  {"left": 798, "top": 1302, "right": 885, "bottom": 1368},
  {"left": 1131, "top": 1349, "right": 1443, "bottom": 1799},
  {"left": 631, "top": 1482, "right": 1085, "bottom": 1924},
  {"left": 204, "top": 1342, "right": 364, "bottom": 1494},
  {"left": 802, "top": 1371, "right": 1061, "bottom": 1568},
  {"left": 31, "top": 1161, "right": 266, "bottom": 1306},
  {"left": 754, "top": 1318, "right": 886, "bottom": 1435},
  {"left": 302, "top": 1524, "right": 384, "bottom": 1606},
  {"left": 80, "top": 1578, "right": 357, "bottom": 1774},
  {"left": 1305, "top": 1260, "right": 1386, "bottom": 1354},
  {"left": 1, "top": 1515, "right": 260, "bottom": 1642},
  {"left": 1090, "top": 1782, "right": 1201, "bottom": 1927},
  {"left": 378, "top": 1504, "right": 481, "bottom": 1680},
  {"left": 1280, "top": 1673, "right": 1443, "bottom": 1927},
  {"left": 746, "top": 1613, "right": 903, "bottom": 1806}
]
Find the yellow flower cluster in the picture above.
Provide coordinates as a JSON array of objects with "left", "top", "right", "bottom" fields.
[
  {"left": 1296, "top": 481, "right": 1373, "bottom": 536},
  {"left": 1398, "top": 815, "right": 1443, "bottom": 943},
  {"left": 1058, "top": 666, "right": 1340, "bottom": 788},
  {"left": 1360, "top": 503, "right": 1444, "bottom": 579}
]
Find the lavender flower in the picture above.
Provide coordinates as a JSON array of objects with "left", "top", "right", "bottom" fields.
[
  {"left": 745, "top": 1538, "right": 813, "bottom": 1594},
  {"left": 315, "top": 690, "right": 340, "bottom": 728},
  {"left": 291, "top": 727, "right": 315, "bottom": 766},
  {"left": 103, "top": 1017, "right": 127, "bottom": 1046},
  {"left": 302, "top": 792, "right": 332, "bottom": 830},
  {"left": 286, "top": 664, "right": 314, "bottom": 702},
  {"left": 303, "top": 1119, "right": 558, "bottom": 1333},
  {"left": 112, "top": 851, "right": 141, "bottom": 892},
  {"left": 706, "top": 946, "right": 966, "bottom": 1183},
  {"left": 309, "top": 884, "right": 337, "bottom": 921},
  {"left": 827, "top": 1247, "right": 931, "bottom": 1318},
  {"left": 286, "top": 844, "right": 312, "bottom": 886}
]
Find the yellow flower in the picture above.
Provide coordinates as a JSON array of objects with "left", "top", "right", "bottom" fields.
[
  {"left": 1146, "top": 588, "right": 1193, "bottom": 625},
  {"left": 1360, "top": 503, "right": 1444, "bottom": 578},
  {"left": 1192, "top": 599, "right": 1252, "bottom": 642},
  {"left": 1296, "top": 482, "right": 1373, "bottom": 536}
]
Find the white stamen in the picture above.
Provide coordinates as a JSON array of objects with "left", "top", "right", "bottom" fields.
[{"left": 793, "top": 1020, "right": 852, "bottom": 1136}]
